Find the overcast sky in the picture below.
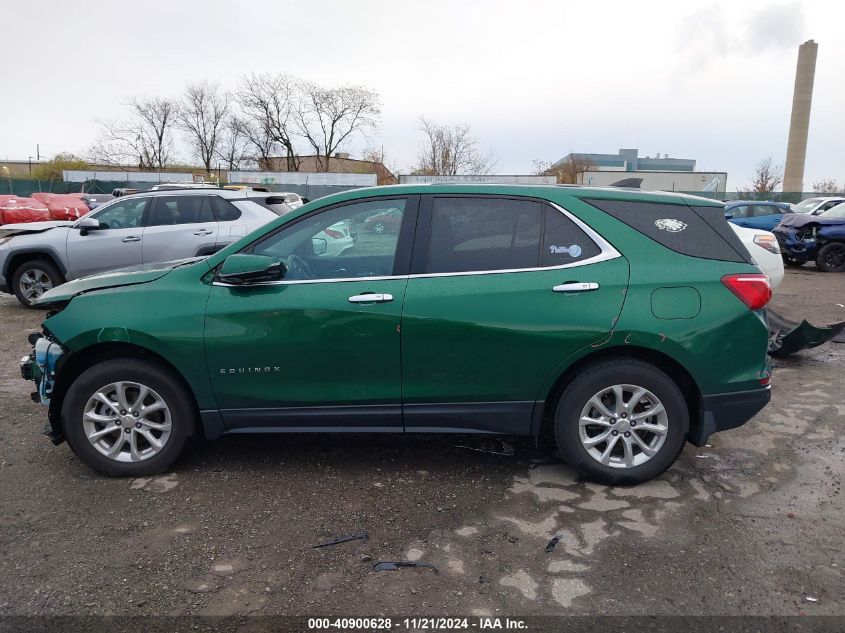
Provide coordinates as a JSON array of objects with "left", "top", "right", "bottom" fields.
[{"left": 1, "top": 0, "right": 842, "bottom": 190}]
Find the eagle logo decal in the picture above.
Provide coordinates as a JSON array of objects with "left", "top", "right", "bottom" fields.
[{"left": 654, "top": 218, "right": 688, "bottom": 232}]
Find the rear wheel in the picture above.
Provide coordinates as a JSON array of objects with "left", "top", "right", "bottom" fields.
[
  {"left": 816, "top": 243, "right": 845, "bottom": 273},
  {"left": 554, "top": 359, "right": 689, "bottom": 485},
  {"left": 12, "top": 259, "right": 63, "bottom": 307},
  {"left": 62, "top": 359, "right": 195, "bottom": 476}
]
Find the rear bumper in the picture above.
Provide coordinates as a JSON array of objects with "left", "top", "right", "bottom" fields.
[{"left": 688, "top": 387, "right": 771, "bottom": 446}]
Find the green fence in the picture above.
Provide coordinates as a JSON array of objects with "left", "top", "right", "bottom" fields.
[
  {"left": 0, "top": 179, "right": 835, "bottom": 204},
  {"left": 1, "top": 178, "right": 362, "bottom": 201}
]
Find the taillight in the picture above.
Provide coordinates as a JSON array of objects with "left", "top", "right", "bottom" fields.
[
  {"left": 323, "top": 228, "right": 343, "bottom": 239},
  {"left": 753, "top": 234, "right": 780, "bottom": 254},
  {"left": 721, "top": 273, "right": 772, "bottom": 310}
]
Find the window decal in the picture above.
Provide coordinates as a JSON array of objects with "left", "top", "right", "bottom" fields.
[{"left": 654, "top": 219, "right": 687, "bottom": 232}]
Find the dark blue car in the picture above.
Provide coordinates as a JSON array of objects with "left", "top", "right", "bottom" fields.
[
  {"left": 772, "top": 203, "right": 845, "bottom": 272},
  {"left": 725, "top": 200, "right": 792, "bottom": 231}
]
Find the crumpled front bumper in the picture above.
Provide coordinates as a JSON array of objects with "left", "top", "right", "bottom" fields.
[
  {"left": 773, "top": 228, "right": 819, "bottom": 261},
  {"left": 20, "top": 334, "right": 65, "bottom": 406}
]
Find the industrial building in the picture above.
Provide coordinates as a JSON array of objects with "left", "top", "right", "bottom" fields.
[{"left": 554, "top": 148, "right": 696, "bottom": 172}]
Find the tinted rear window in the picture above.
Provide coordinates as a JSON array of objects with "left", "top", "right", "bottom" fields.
[
  {"left": 583, "top": 198, "right": 750, "bottom": 263},
  {"left": 211, "top": 196, "right": 242, "bottom": 221}
]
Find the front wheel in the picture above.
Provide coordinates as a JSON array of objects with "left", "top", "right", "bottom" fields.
[
  {"left": 554, "top": 359, "right": 689, "bottom": 485},
  {"left": 62, "top": 359, "right": 195, "bottom": 476},
  {"left": 816, "top": 243, "right": 845, "bottom": 273},
  {"left": 12, "top": 259, "right": 63, "bottom": 307}
]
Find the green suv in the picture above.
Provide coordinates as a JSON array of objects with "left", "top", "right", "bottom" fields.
[{"left": 21, "top": 185, "right": 772, "bottom": 484}]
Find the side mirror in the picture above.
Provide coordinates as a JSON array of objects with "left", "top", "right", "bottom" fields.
[
  {"left": 217, "top": 254, "right": 285, "bottom": 286},
  {"left": 312, "top": 237, "right": 328, "bottom": 256},
  {"left": 76, "top": 216, "right": 102, "bottom": 236},
  {"left": 724, "top": 213, "right": 733, "bottom": 220}
]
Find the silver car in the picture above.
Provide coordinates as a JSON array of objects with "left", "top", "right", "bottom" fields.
[{"left": 0, "top": 189, "right": 280, "bottom": 307}]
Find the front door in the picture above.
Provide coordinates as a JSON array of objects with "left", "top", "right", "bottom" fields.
[
  {"left": 400, "top": 195, "right": 629, "bottom": 434},
  {"left": 142, "top": 195, "right": 220, "bottom": 262},
  {"left": 204, "top": 196, "right": 418, "bottom": 431},
  {"left": 65, "top": 196, "right": 150, "bottom": 279}
]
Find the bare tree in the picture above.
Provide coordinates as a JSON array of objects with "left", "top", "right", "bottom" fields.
[
  {"left": 740, "top": 157, "right": 784, "bottom": 194},
  {"left": 294, "top": 82, "right": 381, "bottom": 172},
  {"left": 812, "top": 178, "right": 841, "bottom": 194},
  {"left": 233, "top": 116, "right": 279, "bottom": 169},
  {"left": 412, "top": 117, "right": 495, "bottom": 175},
  {"left": 532, "top": 155, "right": 595, "bottom": 184},
  {"left": 215, "top": 116, "right": 252, "bottom": 171},
  {"left": 179, "top": 81, "right": 229, "bottom": 173},
  {"left": 236, "top": 73, "right": 300, "bottom": 171},
  {"left": 90, "top": 97, "right": 179, "bottom": 170}
]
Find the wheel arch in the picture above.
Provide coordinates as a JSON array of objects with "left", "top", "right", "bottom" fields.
[
  {"left": 48, "top": 341, "right": 201, "bottom": 441},
  {"left": 5, "top": 249, "right": 68, "bottom": 281},
  {"left": 536, "top": 344, "right": 703, "bottom": 444}
]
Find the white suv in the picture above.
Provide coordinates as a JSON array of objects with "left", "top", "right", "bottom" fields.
[{"left": 0, "top": 189, "right": 280, "bottom": 307}]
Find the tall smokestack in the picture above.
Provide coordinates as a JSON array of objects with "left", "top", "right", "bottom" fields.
[{"left": 783, "top": 40, "right": 818, "bottom": 192}]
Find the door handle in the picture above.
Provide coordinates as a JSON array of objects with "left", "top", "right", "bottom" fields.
[
  {"left": 553, "top": 282, "right": 599, "bottom": 293},
  {"left": 348, "top": 293, "right": 394, "bottom": 304},
  {"left": 122, "top": 236, "right": 141, "bottom": 243},
  {"left": 193, "top": 229, "right": 215, "bottom": 236}
]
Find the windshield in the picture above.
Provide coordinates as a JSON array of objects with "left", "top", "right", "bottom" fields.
[
  {"left": 792, "top": 198, "right": 823, "bottom": 213},
  {"left": 821, "top": 203, "right": 845, "bottom": 219}
]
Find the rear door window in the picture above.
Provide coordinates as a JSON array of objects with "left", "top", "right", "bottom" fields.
[
  {"left": 211, "top": 196, "right": 242, "bottom": 221},
  {"left": 148, "top": 196, "right": 214, "bottom": 226},
  {"left": 427, "top": 197, "right": 542, "bottom": 273},
  {"left": 584, "top": 198, "right": 750, "bottom": 263},
  {"left": 542, "top": 205, "right": 601, "bottom": 266}
]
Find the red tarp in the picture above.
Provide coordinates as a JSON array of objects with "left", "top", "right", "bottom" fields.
[
  {"left": 31, "top": 192, "right": 54, "bottom": 203},
  {"left": 43, "top": 194, "right": 89, "bottom": 220},
  {"left": 0, "top": 197, "right": 51, "bottom": 224}
]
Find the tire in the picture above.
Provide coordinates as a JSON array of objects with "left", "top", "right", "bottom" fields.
[
  {"left": 553, "top": 359, "right": 689, "bottom": 485},
  {"left": 783, "top": 256, "right": 805, "bottom": 268},
  {"left": 373, "top": 222, "right": 386, "bottom": 234},
  {"left": 12, "top": 259, "right": 64, "bottom": 308},
  {"left": 62, "top": 358, "right": 195, "bottom": 477},
  {"left": 816, "top": 243, "right": 845, "bottom": 273}
]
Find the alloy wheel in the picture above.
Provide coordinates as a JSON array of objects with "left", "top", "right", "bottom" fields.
[
  {"left": 18, "top": 268, "right": 54, "bottom": 302},
  {"left": 82, "top": 381, "right": 172, "bottom": 462},
  {"left": 578, "top": 384, "right": 669, "bottom": 469}
]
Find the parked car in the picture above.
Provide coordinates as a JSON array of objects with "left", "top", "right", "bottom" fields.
[
  {"left": 21, "top": 185, "right": 772, "bottom": 485},
  {"left": 364, "top": 207, "right": 403, "bottom": 233},
  {"left": 149, "top": 183, "right": 218, "bottom": 191},
  {"left": 724, "top": 200, "right": 792, "bottom": 232},
  {"left": 791, "top": 196, "right": 845, "bottom": 216},
  {"left": 79, "top": 193, "right": 114, "bottom": 210},
  {"left": 0, "top": 189, "right": 280, "bottom": 306},
  {"left": 773, "top": 202, "right": 845, "bottom": 272},
  {"left": 729, "top": 224, "right": 784, "bottom": 288}
]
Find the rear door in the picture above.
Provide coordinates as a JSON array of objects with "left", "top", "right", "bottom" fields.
[
  {"left": 142, "top": 195, "right": 219, "bottom": 262},
  {"left": 65, "top": 196, "right": 149, "bottom": 278},
  {"left": 400, "top": 195, "right": 629, "bottom": 434}
]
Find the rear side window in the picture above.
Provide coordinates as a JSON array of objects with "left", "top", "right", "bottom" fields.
[
  {"left": 584, "top": 199, "right": 749, "bottom": 263},
  {"left": 428, "top": 197, "right": 542, "bottom": 273},
  {"left": 148, "top": 196, "right": 214, "bottom": 226},
  {"left": 426, "top": 197, "right": 602, "bottom": 273},
  {"left": 212, "top": 196, "right": 242, "bottom": 221}
]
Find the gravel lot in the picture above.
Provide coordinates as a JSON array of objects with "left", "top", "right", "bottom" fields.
[{"left": 0, "top": 268, "right": 842, "bottom": 619}]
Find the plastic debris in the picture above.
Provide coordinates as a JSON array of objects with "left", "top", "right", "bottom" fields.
[
  {"left": 373, "top": 561, "right": 438, "bottom": 574},
  {"left": 545, "top": 535, "right": 562, "bottom": 553},
  {"left": 805, "top": 596, "right": 818, "bottom": 603},
  {"left": 455, "top": 440, "right": 515, "bottom": 456},
  {"left": 767, "top": 308, "right": 845, "bottom": 356},
  {"left": 312, "top": 532, "right": 368, "bottom": 548}
]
